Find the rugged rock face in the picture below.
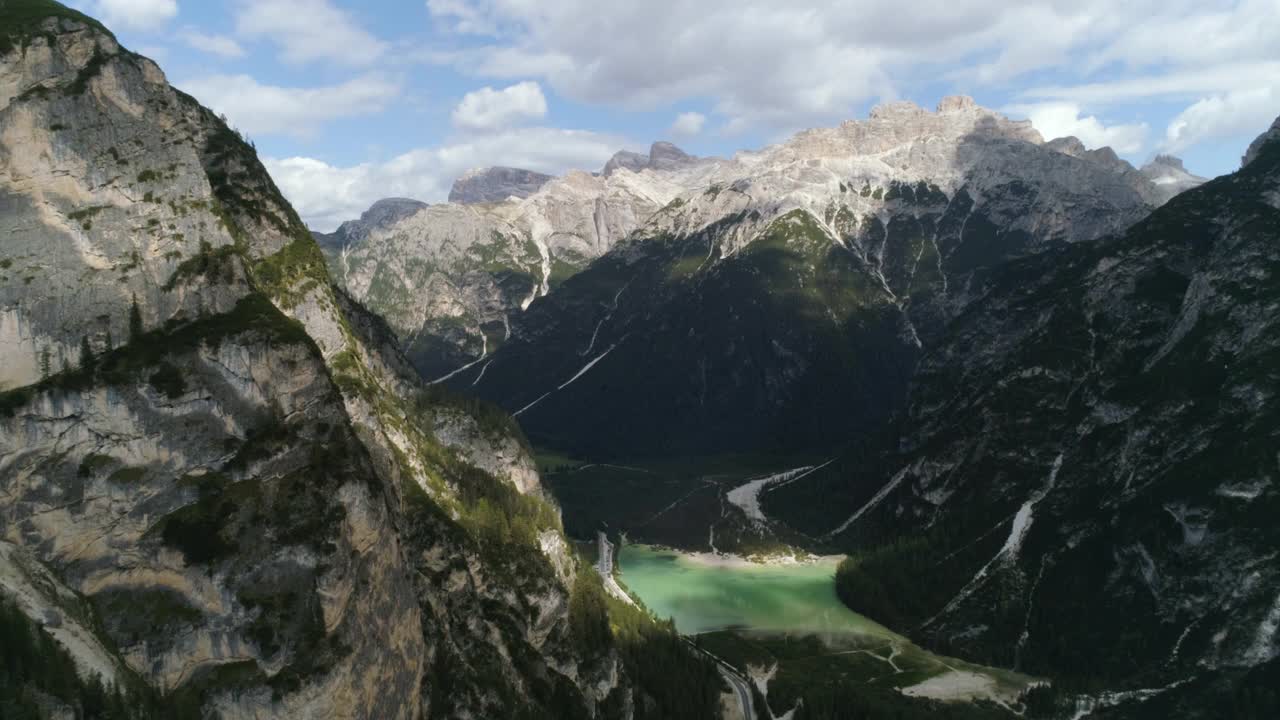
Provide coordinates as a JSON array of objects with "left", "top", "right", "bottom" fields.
[
  {"left": 0, "top": 5, "right": 673, "bottom": 718},
  {"left": 456, "top": 98, "right": 1176, "bottom": 459},
  {"left": 327, "top": 202, "right": 543, "bottom": 379},
  {"left": 447, "top": 166, "right": 553, "bottom": 204},
  {"left": 779, "top": 116, "right": 1280, "bottom": 715}
]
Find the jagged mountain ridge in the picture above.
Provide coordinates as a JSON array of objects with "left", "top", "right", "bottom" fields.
[
  {"left": 326, "top": 98, "right": 1205, "bottom": 387},
  {"left": 324, "top": 140, "right": 720, "bottom": 378},
  {"left": 449, "top": 97, "right": 1201, "bottom": 459},
  {"left": 0, "top": 4, "right": 720, "bottom": 718}
]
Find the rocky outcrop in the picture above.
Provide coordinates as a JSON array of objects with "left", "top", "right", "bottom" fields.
[{"left": 448, "top": 166, "right": 553, "bottom": 204}]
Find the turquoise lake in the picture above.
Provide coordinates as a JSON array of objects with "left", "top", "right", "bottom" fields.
[{"left": 617, "top": 544, "right": 892, "bottom": 637}]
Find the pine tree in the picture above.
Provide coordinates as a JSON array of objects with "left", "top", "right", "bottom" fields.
[
  {"left": 38, "top": 347, "right": 51, "bottom": 379},
  {"left": 129, "top": 294, "right": 143, "bottom": 341},
  {"left": 79, "top": 336, "right": 94, "bottom": 373}
]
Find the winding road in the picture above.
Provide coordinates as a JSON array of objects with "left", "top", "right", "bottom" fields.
[
  {"left": 597, "top": 530, "right": 614, "bottom": 576},
  {"left": 683, "top": 639, "right": 757, "bottom": 719}
]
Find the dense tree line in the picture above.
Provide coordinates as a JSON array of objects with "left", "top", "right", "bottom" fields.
[
  {"left": 0, "top": 598, "right": 157, "bottom": 719},
  {"left": 568, "top": 569, "right": 723, "bottom": 720}
]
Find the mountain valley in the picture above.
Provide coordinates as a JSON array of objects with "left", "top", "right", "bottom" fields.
[{"left": 2, "top": 2, "right": 1278, "bottom": 719}]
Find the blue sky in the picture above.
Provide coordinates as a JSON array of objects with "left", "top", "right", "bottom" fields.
[{"left": 72, "top": 0, "right": 1280, "bottom": 230}]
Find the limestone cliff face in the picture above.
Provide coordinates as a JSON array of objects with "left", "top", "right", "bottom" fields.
[
  {"left": 1, "top": 7, "right": 635, "bottom": 718},
  {"left": 0, "top": 17, "right": 244, "bottom": 390}
]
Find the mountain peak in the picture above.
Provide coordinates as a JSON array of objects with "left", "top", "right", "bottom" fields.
[
  {"left": 647, "top": 140, "right": 695, "bottom": 170},
  {"left": 448, "top": 166, "right": 552, "bottom": 204},
  {"left": 1149, "top": 153, "right": 1186, "bottom": 170},
  {"left": 1140, "top": 153, "right": 1208, "bottom": 202},
  {"left": 868, "top": 100, "right": 928, "bottom": 120},
  {"left": 936, "top": 95, "right": 978, "bottom": 113},
  {"left": 1242, "top": 115, "right": 1280, "bottom": 168},
  {"left": 314, "top": 197, "right": 427, "bottom": 250},
  {"left": 1045, "top": 136, "right": 1089, "bottom": 157},
  {"left": 601, "top": 141, "right": 699, "bottom": 176}
]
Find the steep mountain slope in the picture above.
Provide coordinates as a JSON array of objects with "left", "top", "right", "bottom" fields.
[
  {"left": 0, "top": 4, "right": 720, "bottom": 718},
  {"left": 325, "top": 141, "right": 718, "bottom": 379},
  {"left": 458, "top": 98, "right": 1184, "bottom": 460},
  {"left": 807, "top": 116, "right": 1280, "bottom": 716}
]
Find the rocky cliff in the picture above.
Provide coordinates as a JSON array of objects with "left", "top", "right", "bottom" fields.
[{"left": 0, "top": 4, "right": 715, "bottom": 718}]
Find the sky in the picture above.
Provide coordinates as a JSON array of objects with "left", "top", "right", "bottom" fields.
[{"left": 71, "top": 0, "right": 1280, "bottom": 231}]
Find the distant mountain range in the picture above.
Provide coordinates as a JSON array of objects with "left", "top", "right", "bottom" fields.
[{"left": 321, "top": 99, "right": 1203, "bottom": 395}]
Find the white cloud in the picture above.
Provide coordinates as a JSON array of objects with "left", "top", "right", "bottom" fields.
[
  {"left": 425, "top": 0, "right": 1279, "bottom": 155},
  {"left": 670, "top": 111, "right": 706, "bottom": 136},
  {"left": 180, "top": 29, "right": 245, "bottom": 58},
  {"left": 265, "top": 127, "right": 625, "bottom": 230},
  {"left": 1164, "top": 85, "right": 1280, "bottom": 154},
  {"left": 1025, "top": 62, "right": 1280, "bottom": 105},
  {"left": 178, "top": 73, "right": 401, "bottom": 138},
  {"left": 452, "top": 81, "right": 548, "bottom": 132},
  {"left": 1008, "top": 102, "right": 1149, "bottom": 154},
  {"left": 235, "top": 0, "right": 386, "bottom": 66},
  {"left": 426, "top": 0, "right": 499, "bottom": 35},
  {"left": 425, "top": 1, "right": 1126, "bottom": 129},
  {"left": 90, "top": 0, "right": 177, "bottom": 31}
]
